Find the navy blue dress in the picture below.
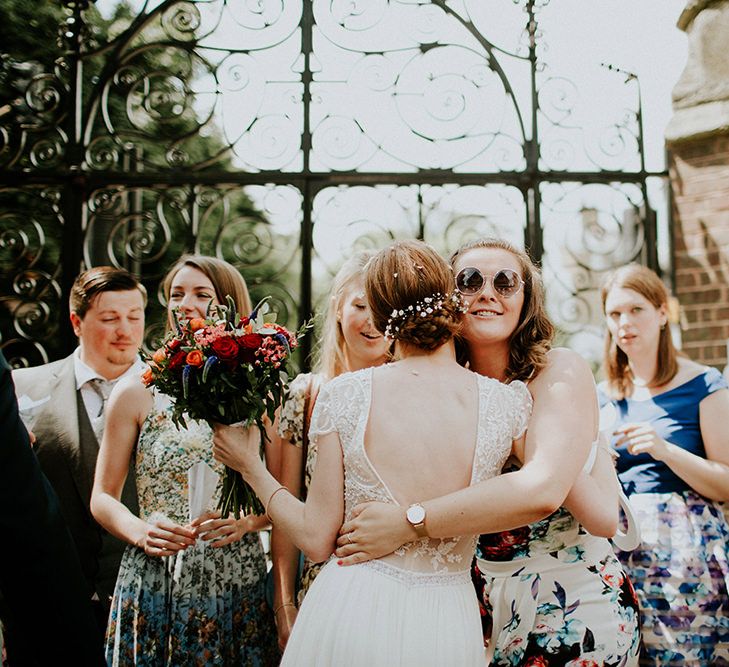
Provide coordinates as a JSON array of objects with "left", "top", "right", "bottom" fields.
[{"left": 599, "top": 367, "right": 729, "bottom": 665}]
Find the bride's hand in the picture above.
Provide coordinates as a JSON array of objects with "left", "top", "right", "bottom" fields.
[
  {"left": 334, "top": 502, "right": 415, "bottom": 566},
  {"left": 212, "top": 422, "right": 263, "bottom": 476}
]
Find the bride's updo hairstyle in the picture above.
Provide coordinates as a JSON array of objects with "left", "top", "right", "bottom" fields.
[{"left": 365, "top": 240, "right": 463, "bottom": 351}]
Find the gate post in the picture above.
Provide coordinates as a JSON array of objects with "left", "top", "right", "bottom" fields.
[{"left": 665, "top": 0, "right": 729, "bottom": 370}]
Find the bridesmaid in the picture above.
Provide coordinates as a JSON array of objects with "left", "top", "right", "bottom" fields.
[
  {"left": 91, "top": 255, "right": 279, "bottom": 666},
  {"left": 270, "top": 250, "right": 389, "bottom": 648},
  {"left": 600, "top": 263, "right": 729, "bottom": 665}
]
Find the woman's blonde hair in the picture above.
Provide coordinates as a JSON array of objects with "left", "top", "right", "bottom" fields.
[
  {"left": 162, "top": 255, "right": 252, "bottom": 330},
  {"left": 366, "top": 240, "right": 463, "bottom": 351},
  {"left": 314, "top": 250, "right": 378, "bottom": 380},
  {"left": 449, "top": 237, "right": 554, "bottom": 382},
  {"left": 601, "top": 263, "right": 678, "bottom": 399}
]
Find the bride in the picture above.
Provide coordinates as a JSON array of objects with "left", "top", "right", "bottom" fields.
[{"left": 212, "top": 240, "right": 532, "bottom": 665}]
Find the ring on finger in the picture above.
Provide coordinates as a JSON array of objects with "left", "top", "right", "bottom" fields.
[{"left": 346, "top": 533, "right": 354, "bottom": 545}]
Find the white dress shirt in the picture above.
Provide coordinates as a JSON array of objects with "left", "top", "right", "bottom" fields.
[{"left": 74, "top": 349, "right": 147, "bottom": 440}]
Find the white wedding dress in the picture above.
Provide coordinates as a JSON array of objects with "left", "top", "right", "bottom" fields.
[{"left": 280, "top": 367, "right": 532, "bottom": 666}]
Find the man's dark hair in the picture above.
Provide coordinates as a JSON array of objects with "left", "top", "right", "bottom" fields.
[{"left": 69, "top": 266, "right": 147, "bottom": 319}]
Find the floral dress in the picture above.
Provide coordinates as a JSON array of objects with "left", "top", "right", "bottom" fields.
[
  {"left": 472, "top": 457, "right": 642, "bottom": 666},
  {"left": 277, "top": 372, "right": 326, "bottom": 602},
  {"left": 105, "top": 394, "right": 279, "bottom": 666}
]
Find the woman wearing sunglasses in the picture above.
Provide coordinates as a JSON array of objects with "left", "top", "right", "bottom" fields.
[{"left": 334, "top": 238, "right": 640, "bottom": 666}]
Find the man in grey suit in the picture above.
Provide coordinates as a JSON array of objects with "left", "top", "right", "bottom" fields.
[{"left": 11, "top": 266, "right": 147, "bottom": 647}]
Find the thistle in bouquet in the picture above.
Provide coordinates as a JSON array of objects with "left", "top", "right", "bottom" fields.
[{"left": 142, "top": 295, "right": 303, "bottom": 518}]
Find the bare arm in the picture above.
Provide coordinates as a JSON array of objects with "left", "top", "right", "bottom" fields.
[
  {"left": 336, "top": 349, "right": 600, "bottom": 560},
  {"left": 562, "top": 447, "right": 620, "bottom": 537},
  {"left": 616, "top": 387, "right": 729, "bottom": 502},
  {"left": 90, "top": 379, "right": 197, "bottom": 555},
  {"left": 213, "top": 424, "right": 344, "bottom": 563},
  {"left": 513, "top": 381, "right": 620, "bottom": 538}
]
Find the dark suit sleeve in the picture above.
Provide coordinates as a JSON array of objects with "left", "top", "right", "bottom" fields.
[{"left": 0, "top": 352, "right": 103, "bottom": 666}]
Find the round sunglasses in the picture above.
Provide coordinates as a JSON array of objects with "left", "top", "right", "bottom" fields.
[{"left": 455, "top": 267, "right": 524, "bottom": 298}]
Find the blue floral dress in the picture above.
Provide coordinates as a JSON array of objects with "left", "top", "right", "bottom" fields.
[
  {"left": 600, "top": 368, "right": 729, "bottom": 666},
  {"left": 472, "top": 459, "right": 641, "bottom": 666},
  {"left": 105, "top": 396, "right": 279, "bottom": 666}
]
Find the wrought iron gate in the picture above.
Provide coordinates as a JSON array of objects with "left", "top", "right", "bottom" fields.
[{"left": 0, "top": 0, "right": 666, "bottom": 369}]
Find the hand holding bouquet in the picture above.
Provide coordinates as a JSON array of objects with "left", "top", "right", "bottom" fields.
[{"left": 142, "top": 296, "right": 301, "bottom": 517}]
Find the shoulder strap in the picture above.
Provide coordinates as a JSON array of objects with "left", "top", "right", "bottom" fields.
[{"left": 300, "top": 375, "right": 322, "bottom": 497}]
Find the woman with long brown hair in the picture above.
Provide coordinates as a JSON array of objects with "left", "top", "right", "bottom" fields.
[{"left": 600, "top": 263, "right": 729, "bottom": 664}]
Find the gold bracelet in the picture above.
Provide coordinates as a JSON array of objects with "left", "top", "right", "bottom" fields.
[
  {"left": 273, "top": 602, "right": 297, "bottom": 615},
  {"left": 265, "top": 485, "right": 289, "bottom": 524}
]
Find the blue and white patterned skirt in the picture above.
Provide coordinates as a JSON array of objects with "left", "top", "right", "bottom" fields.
[{"left": 616, "top": 490, "right": 729, "bottom": 666}]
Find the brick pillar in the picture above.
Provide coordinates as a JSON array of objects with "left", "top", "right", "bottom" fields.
[{"left": 665, "top": 0, "right": 729, "bottom": 370}]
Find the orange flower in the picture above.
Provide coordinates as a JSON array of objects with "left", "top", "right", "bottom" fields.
[
  {"left": 152, "top": 348, "right": 167, "bottom": 364},
  {"left": 189, "top": 318, "right": 206, "bottom": 332},
  {"left": 141, "top": 367, "right": 154, "bottom": 387},
  {"left": 186, "top": 349, "right": 204, "bottom": 367}
]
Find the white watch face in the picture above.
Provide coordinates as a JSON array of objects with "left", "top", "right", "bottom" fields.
[{"left": 407, "top": 504, "right": 426, "bottom": 525}]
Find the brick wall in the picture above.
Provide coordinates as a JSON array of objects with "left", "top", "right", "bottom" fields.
[{"left": 668, "top": 134, "right": 729, "bottom": 368}]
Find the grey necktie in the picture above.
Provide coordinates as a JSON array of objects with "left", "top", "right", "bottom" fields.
[
  {"left": 88, "top": 378, "right": 113, "bottom": 442},
  {"left": 88, "top": 378, "right": 113, "bottom": 418}
]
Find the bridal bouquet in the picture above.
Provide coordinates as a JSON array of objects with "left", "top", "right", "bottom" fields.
[{"left": 142, "top": 296, "right": 300, "bottom": 517}]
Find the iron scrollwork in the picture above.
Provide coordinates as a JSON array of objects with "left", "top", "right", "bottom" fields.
[{"left": 0, "top": 0, "right": 666, "bottom": 366}]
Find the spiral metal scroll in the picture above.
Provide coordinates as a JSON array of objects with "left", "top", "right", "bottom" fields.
[
  {"left": 540, "top": 182, "right": 646, "bottom": 366},
  {"left": 0, "top": 0, "right": 663, "bottom": 368},
  {"left": 0, "top": 187, "right": 64, "bottom": 365}
]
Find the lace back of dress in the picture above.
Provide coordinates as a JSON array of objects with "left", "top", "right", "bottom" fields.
[{"left": 322, "top": 371, "right": 515, "bottom": 576}]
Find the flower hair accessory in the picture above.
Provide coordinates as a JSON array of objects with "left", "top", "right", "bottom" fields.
[{"left": 384, "top": 292, "right": 466, "bottom": 340}]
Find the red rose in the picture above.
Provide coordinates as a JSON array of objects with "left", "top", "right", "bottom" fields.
[
  {"left": 168, "top": 349, "right": 187, "bottom": 371},
  {"left": 210, "top": 336, "right": 240, "bottom": 364},
  {"left": 239, "top": 333, "right": 263, "bottom": 350},
  {"left": 166, "top": 338, "right": 183, "bottom": 353}
]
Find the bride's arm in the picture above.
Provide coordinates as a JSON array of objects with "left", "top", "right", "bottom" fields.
[
  {"left": 213, "top": 424, "right": 343, "bottom": 563},
  {"left": 336, "top": 349, "right": 601, "bottom": 562}
]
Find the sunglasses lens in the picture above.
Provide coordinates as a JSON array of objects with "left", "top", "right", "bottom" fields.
[
  {"left": 493, "top": 269, "right": 521, "bottom": 296},
  {"left": 456, "top": 267, "right": 484, "bottom": 295}
]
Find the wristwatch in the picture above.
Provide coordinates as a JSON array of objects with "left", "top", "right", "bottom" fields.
[{"left": 406, "top": 503, "right": 428, "bottom": 538}]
